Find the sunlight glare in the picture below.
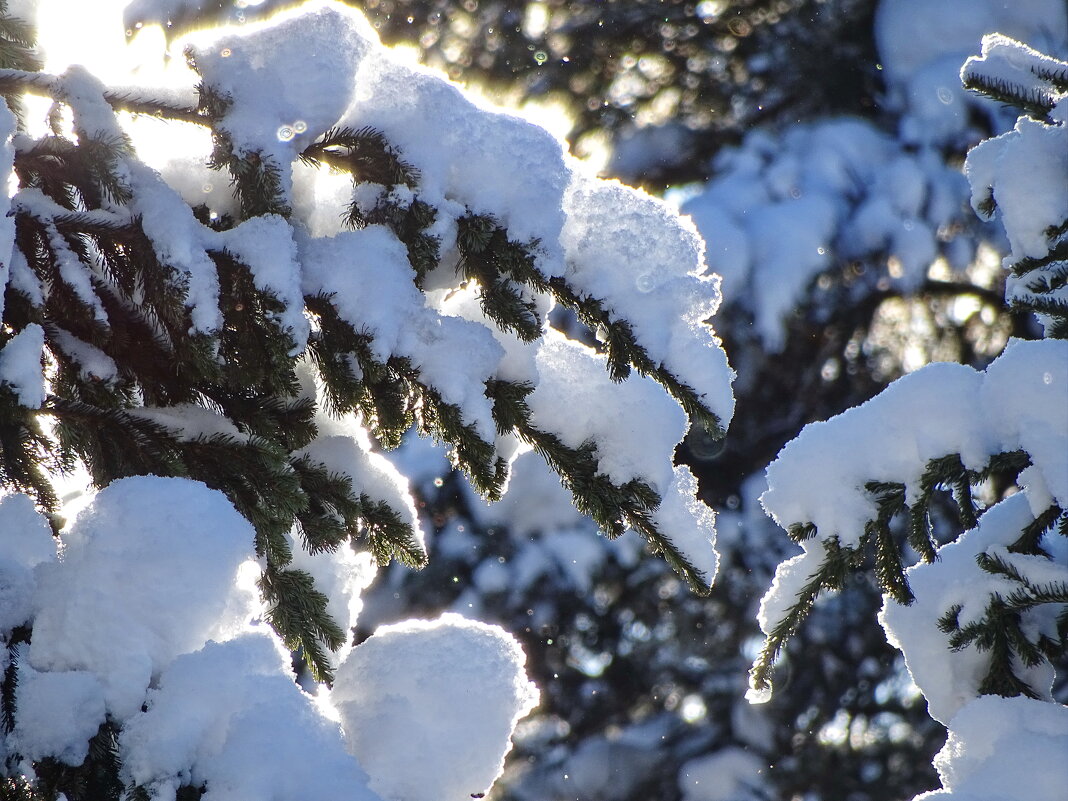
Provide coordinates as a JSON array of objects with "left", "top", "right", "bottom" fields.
[{"left": 36, "top": 0, "right": 133, "bottom": 81}]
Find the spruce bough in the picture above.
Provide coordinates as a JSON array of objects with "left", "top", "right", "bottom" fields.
[{"left": 0, "top": 7, "right": 733, "bottom": 796}]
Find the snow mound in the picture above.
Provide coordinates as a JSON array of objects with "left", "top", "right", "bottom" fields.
[
  {"left": 331, "top": 613, "right": 539, "bottom": 801},
  {"left": 28, "top": 477, "right": 260, "bottom": 720}
]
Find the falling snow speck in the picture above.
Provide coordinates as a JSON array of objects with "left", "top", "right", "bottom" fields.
[
  {"left": 277, "top": 125, "right": 295, "bottom": 142},
  {"left": 680, "top": 694, "right": 707, "bottom": 723},
  {"left": 534, "top": 51, "right": 548, "bottom": 65}
]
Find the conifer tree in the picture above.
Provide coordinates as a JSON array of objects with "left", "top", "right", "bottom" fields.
[
  {"left": 749, "top": 35, "right": 1067, "bottom": 799},
  {"left": 0, "top": 2, "right": 733, "bottom": 797}
]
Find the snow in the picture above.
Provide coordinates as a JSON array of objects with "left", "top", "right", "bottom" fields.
[
  {"left": 0, "top": 101, "right": 16, "bottom": 323},
  {"left": 3, "top": 474, "right": 536, "bottom": 800},
  {"left": 49, "top": 328, "right": 120, "bottom": 382},
  {"left": 131, "top": 403, "right": 244, "bottom": 440},
  {"left": 16, "top": 206, "right": 109, "bottom": 324},
  {"left": 298, "top": 226, "right": 504, "bottom": 444},
  {"left": 285, "top": 531, "right": 376, "bottom": 664},
  {"left": 0, "top": 493, "right": 55, "bottom": 633},
  {"left": 879, "top": 493, "right": 1062, "bottom": 725},
  {"left": 562, "top": 176, "right": 735, "bottom": 425},
  {"left": 651, "top": 465, "right": 718, "bottom": 583},
  {"left": 60, "top": 64, "right": 130, "bottom": 142},
  {"left": 119, "top": 630, "right": 380, "bottom": 801},
  {"left": 6, "top": 248, "right": 43, "bottom": 307},
  {"left": 912, "top": 696, "right": 1068, "bottom": 801},
  {"left": 962, "top": 37, "right": 1067, "bottom": 341},
  {"left": 757, "top": 338, "right": 1067, "bottom": 705},
  {"left": 528, "top": 331, "right": 686, "bottom": 488},
  {"left": 981, "top": 338, "right": 1068, "bottom": 511},
  {"left": 12, "top": 661, "right": 106, "bottom": 766},
  {"left": 677, "top": 747, "right": 766, "bottom": 801},
  {"left": 127, "top": 162, "right": 224, "bottom": 336},
  {"left": 218, "top": 214, "right": 310, "bottom": 353},
  {"left": 761, "top": 362, "right": 982, "bottom": 546},
  {"left": 28, "top": 477, "right": 261, "bottom": 721},
  {"left": 522, "top": 331, "right": 718, "bottom": 584},
  {"left": 961, "top": 34, "right": 1068, "bottom": 107},
  {"left": 177, "top": 0, "right": 735, "bottom": 440},
  {"left": 0, "top": 0, "right": 738, "bottom": 793},
  {"left": 294, "top": 420, "right": 424, "bottom": 659},
  {"left": 330, "top": 613, "right": 539, "bottom": 801},
  {"left": 874, "top": 0, "right": 1067, "bottom": 146},
  {"left": 965, "top": 113, "right": 1067, "bottom": 260},
  {"left": 185, "top": 1, "right": 375, "bottom": 199},
  {"left": 760, "top": 338, "right": 1068, "bottom": 549},
  {"left": 0, "top": 323, "right": 47, "bottom": 408},
  {"left": 338, "top": 36, "right": 571, "bottom": 277},
  {"left": 682, "top": 118, "right": 972, "bottom": 349}
]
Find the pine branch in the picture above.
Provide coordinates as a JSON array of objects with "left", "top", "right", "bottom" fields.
[
  {"left": 749, "top": 539, "right": 854, "bottom": 693},
  {"left": 755, "top": 450, "right": 1051, "bottom": 694},
  {"left": 787, "top": 521, "right": 818, "bottom": 542},
  {"left": 211, "top": 251, "right": 302, "bottom": 396},
  {"left": 417, "top": 378, "right": 509, "bottom": 500},
  {"left": 1011, "top": 294, "right": 1068, "bottom": 338},
  {"left": 1027, "top": 59, "right": 1068, "bottom": 92},
  {"left": 347, "top": 195, "right": 441, "bottom": 281},
  {"left": 300, "top": 126, "right": 419, "bottom": 187},
  {"left": 1, "top": 626, "right": 30, "bottom": 735},
  {"left": 962, "top": 72, "right": 1058, "bottom": 119},
  {"left": 179, "top": 432, "right": 301, "bottom": 565},
  {"left": 35, "top": 721, "right": 125, "bottom": 801},
  {"left": 0, "top": 3, "right": 41, "bottom": 74},
  {"left": 207, "top": 393, "right": 317, "bottom": 452},
  {"left": 863, "top": 481, "right": 911, "bottom": 604},
  {"left": 212, "top": 146, "right": 291, "bottom": 219},
  {"left": 976, "top": 449, "right": 1031, "bottom": 483},
  {"left": 1011, "top": 236, "right": 1068, "bottom": 278},
  {"left": 456, "top": 213, "right": 726, "bottom": 437},
  {"left": 0, "top": 68, "right": 204, "bottom": 124},
  {"left": 0, "top": 387, "right": 64, "bottom": 512},
  {"left": 259, "top": 565, "right": 345, "bottom": 683},
  {"left": 359, "top": 493, "right": 428, "bottom": 568},
  {"left": 289, "top": 454, "right": 426, "bottom": 567},
  {"left": 1009, "top": 505, "right": 1062, "bottom": 555},
  {"left": 305, "top": 293, "right": 507, "bottom": 496},
  {"left": 486, "top": 380, "right": 711, "bottom": 592}
]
